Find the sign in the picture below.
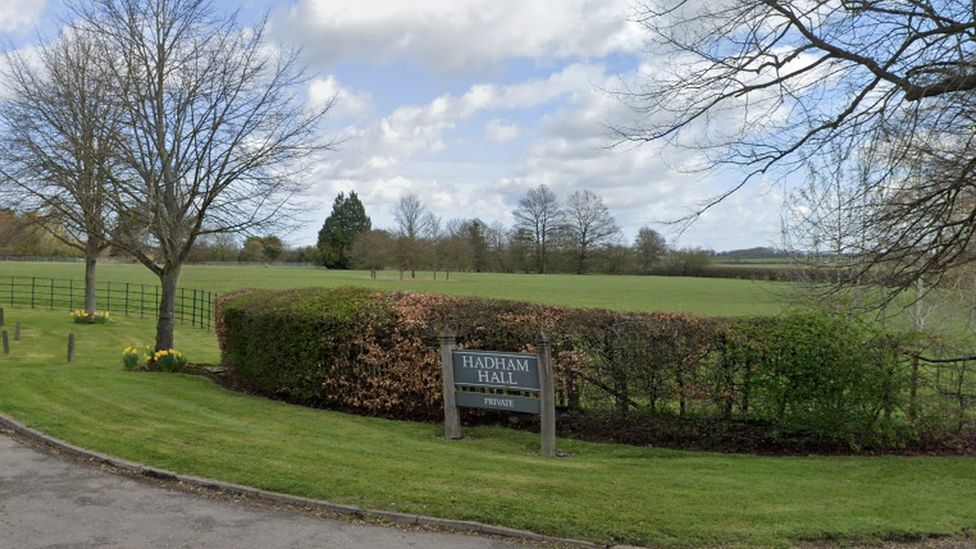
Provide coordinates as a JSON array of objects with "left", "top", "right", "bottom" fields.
[
  {"left": 439, "top": 328, "right": 557, "bottom": 457},
  {"left": 455, "top": 391, "right": 542, "bottom": 414},
  {"left": 452, "top": 350, "right": 540, "bottom": 391}
]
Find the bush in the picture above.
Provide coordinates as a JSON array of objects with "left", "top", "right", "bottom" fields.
[
  {"left": 217, "top": 287, "right": 919, "bottom": 451},
  {"left": 724, "top": 314, "right": 909, "bottom": 447}
]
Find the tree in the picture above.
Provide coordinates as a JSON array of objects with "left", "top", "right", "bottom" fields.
[
  {"left": 0, "top": 26, "right": 120, "bottom": 317},
  {"left": 392, "top": 193, "right": 429, "bottom": 279},
  {"left": 460, "top": 218, "right": 491, "bottom": 272},
  {"left": 512, "top": 184, "right": 562, "bottom": 273},
  {"left": 76, "top": 0, "right": 332, "bottom": 350},
  {"left": 350, "top": 229, "right": 393, "bottom": 279},
  {"left": 506, "top": 227, "right": 535, "bottom": 273},
  {"left": 618, "top": 1, "right": 976, "bottom": 293},
  {"left": 633, "top": 227, "right": 667, "bottom": 273},
  {"left": 564, "top": 190, "right": 620, "bottom": 274},
  {"left": 317, "top": 191, "right": 371, "bottom": 269}
]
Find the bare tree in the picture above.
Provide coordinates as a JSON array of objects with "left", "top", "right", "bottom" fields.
[
  {"left": 350, "top": 229, "right": 393, "bottom": 279},
  {"left": 564, "top": 190, "right": 620, "bottom": 274},
  {"left": 617, "top": 1, "right": 976, "bottom": 292},
  {"left": 512, "top": 184, "right": 562, "bottom": 273},
  {"left": 76, "top": 0, "right": 332, "bottom": 350},
  {"left": 0, "top": 26, "right": 121, "bottom": 317},
  {"left": 391, "top": 193, "right": 428, "bottom": 278},
  {"left": 424, "top": 212, "right": 443, "bottom": 280}
]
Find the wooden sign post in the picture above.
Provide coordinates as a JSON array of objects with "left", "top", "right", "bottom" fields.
[
  {"left": 439, "top": 328, "right": 461, "bottom": 440},
  {"left": 439, "top": 327, "right": 557, "bottom": 457}
]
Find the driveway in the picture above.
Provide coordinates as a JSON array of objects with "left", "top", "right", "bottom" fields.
[{"left": 0, "top": 433, "right": 529, "bottom": 549}]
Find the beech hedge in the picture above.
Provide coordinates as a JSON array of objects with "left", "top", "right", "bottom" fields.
[{"left": 217, "top": 287, "right": 918, "bottom": 450}]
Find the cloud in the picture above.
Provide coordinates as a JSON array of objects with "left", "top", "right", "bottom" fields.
[
  {"left": 308, "top": 75, "right": 372, "bottom": 120},
  {"left": 274, "top": 0, "right": 645, "bottom": 69},
  {"left": 485, "top": 118, "right": 519, "bottom": 142},
  {"left": 0, "top": 0, "right": 44, "bottom": 32},
  {"left": 296, "top": 64, "right": 784, "bottom": 251}
]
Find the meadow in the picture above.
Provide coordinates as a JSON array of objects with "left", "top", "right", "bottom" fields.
[{"left": 0, "top": 260, "right": 790, "bottom": 316}]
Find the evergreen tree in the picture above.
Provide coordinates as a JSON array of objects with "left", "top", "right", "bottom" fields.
[{"left": 317, "top": 192, "right": 371, "bottom": 268}]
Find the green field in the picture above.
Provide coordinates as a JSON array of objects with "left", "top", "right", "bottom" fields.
[
  {"left": 1, "top": 307, "right": 975, "bottom": 548},
  {"left": 0, "top": 261, "right": 789, "bottom": 316}
]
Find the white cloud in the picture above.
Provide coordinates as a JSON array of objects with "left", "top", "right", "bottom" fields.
[
  {"left": 295, "top": 65, "right": 784, "bottom": 251},
  {"left": 0, "top": 0, "right": 44, "bottom": 32},
  {"left": 308, "top": 75, "right": 372, "bottom": 120},
  {"left": 485, "top": 118, "right": 519, "bottom": 142},
  {"left": 274, "top": 0, "right": 645, "bottom": 69}
]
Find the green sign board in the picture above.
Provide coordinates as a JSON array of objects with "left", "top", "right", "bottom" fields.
[
  {"left": 452, "top": 350, "right": 540, "bottom": 391},
  {"left": 455, "top": 391, "right": 541, "bottom": 414}
]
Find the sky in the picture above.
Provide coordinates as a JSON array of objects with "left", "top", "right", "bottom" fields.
[{"left": 0, "top": 0, "right": 787, "bottom": 251}]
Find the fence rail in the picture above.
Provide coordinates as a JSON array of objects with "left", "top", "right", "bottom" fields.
[{"left": 0, "top": 276, "right": 216, "bottom": 330}]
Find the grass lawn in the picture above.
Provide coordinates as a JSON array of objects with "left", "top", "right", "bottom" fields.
[
  {"left": 0, "top": 307, "right": 975, "bottom": 548},
  {"left": 0, "top": 260, "right": 790, "bottom": 316}
]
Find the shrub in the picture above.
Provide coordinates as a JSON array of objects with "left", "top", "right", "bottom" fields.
[
  {"left": 724, "top": 314, "right": 909, "bottom": 447},
  {"left": 217, "top": 287, "right": 920, "bottom": 450}
]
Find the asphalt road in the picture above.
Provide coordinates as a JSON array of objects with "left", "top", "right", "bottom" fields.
[{"left": 0, "top": 433, "right": 529, "bottom": 549}]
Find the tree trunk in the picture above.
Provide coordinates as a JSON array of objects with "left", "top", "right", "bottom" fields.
[
  {"left": 84, "top": 249, "right": 97, "bottom": 316},
  {"left": 155, "top": 266, "right": 181, "bottom": 351}
]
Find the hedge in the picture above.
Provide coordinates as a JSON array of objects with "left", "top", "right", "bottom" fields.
[{"left": 217, "top": 287, "right": 954, "bottom": 452}]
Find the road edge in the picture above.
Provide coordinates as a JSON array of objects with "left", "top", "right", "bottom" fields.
[{"left": 0, "top": 411, "right": 641, "bottom": 549}]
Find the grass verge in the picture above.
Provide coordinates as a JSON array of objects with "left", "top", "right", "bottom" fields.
[{"left": 0, "top": 307, "right": 974, "bottom": 548}]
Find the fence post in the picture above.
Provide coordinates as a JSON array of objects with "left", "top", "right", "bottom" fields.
[
  {"left": 2, "top": 330, "right": 8, "bottom": 354},
  {"left": 30, "top": 277, "right": 35, "bottom": 308},
  {"left": 106, "top": 281, "right": 111, "bottom": 312},
  {"left": 192, "top": 289, "right": 198, "bottom": 328},
  {"left": 49, "top": 279, "right": 54, "bottom": 310},
  {"left": 67, "top": 334, "right": 75, "bottom": 363},
  {"left": 180, "top": 287, "right": 185, "bottom": 323},
  {"left": 125, "top": 283, "right": 129, "bottom": 316},
  {"left": 537, "top": 331, "right": 556, "bottom": 458},
  {"left": 909, "top": 355, "right": 920, "bottom": 421},
  {"left": 440, "top": 327, "right": 461, "bottom": 439}
]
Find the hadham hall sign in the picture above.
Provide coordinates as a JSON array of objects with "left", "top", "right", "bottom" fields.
[{"left": 439, "top": 328, "right": 556, "bottom": 457}]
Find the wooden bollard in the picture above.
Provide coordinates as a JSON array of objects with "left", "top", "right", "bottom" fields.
[
  {"left": 67, "top": 333, "right": 75, "bottom": 363},
  {"left": 14, "top": 321, "right": 20, "bottom": 341},
  {"left": 2, "top": 330, "right": 8, "bottom": 354}
]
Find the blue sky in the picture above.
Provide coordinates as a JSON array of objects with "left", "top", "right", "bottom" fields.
[{"left": 0, "top": 0, "right": 786, "bottom": 251}]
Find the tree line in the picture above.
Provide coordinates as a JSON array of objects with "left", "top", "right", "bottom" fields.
[{"left": 311, "top": 187, "right": 715, "bottom": 278}]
